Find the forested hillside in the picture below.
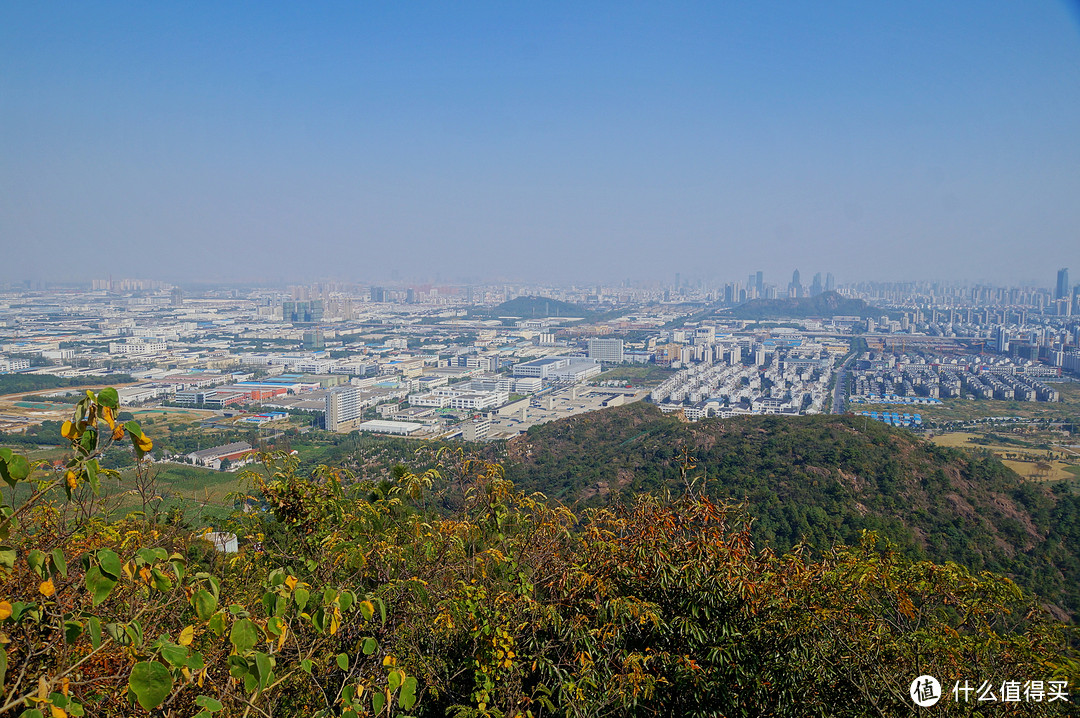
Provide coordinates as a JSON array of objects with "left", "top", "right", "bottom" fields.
[{"left": 505, "top": 404, "right": 1080, "bottom": 617}]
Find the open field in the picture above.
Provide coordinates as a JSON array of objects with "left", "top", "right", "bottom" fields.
[{"left": 931, "top": 431, "right": 1079, "bottom": 482}]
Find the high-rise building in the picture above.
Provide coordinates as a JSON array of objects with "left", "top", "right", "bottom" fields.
[
  {"left": 755, "top": 271, "right": 764, "bottom": 295},
  {"left": 1056, "top": 268, "right": 1070, "bottom": 299},
  {"left": 825, "top": 272, "right": 835, "bottom": 292},
  {"left": 810, "top": 273, "right": 823, "bottom": 297},
  {"left": 790, "top": 269, "right": 802, "bottom": 298},
  {"left": 588, "top": 338, "right": 625, "bottom": 363},
  {"left": 325, "top": 386, "right": 362, "bottom": 432}
]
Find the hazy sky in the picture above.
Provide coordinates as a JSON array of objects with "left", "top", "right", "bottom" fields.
[{"left": 3, "top": 2, "right": 1080, "bottom": 287}]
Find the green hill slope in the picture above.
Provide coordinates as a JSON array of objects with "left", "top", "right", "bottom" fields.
[
  {"left": 504, "top": 403, "right": 1080, "bottom": 617},
  {"left": 476, "top": 295, "right": 589, "bottom": 318}
]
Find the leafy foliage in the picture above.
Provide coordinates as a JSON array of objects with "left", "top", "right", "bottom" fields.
[{"left": 0, "top": 391, "right": 1076, "bottom": 716}]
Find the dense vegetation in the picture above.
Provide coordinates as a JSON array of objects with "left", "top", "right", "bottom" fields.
[
  {"left": 1, "top": 391, "right": 1077, "bottom": 716},
  {"left": 724, "top": 291, "right": 888, "bottom": 320},
  {"left": 0, "top": 374, "right": 135, "bottom": 396},
  {"left": 504, "top": 404, "right": 1080, "bottom": 618},
  {"left": 474, "top": 296, "right": 589, "bottom": 319}
]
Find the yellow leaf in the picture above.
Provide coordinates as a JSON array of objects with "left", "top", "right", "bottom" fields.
[
  {"left": 111, "top": 425, "right": 125, "bottom": 441},
  {"left": 277, "top": 622, "right": 288, "bottom": 651},
  {"left": 136, "top": 435, "right": 153, "bottom": 452},
  {"left": 284, "top": 575, "right": 298, "bottom": 591},
  {"left": 39, "top": 579, "right": 56, "bottom": 597},
  {"left": 329, "top": 609, "right": 340, "bottom": 636},
  {"left": 179, "top": 625, "right": 195, "bottom": 646},
  {"left": 65, "top": 471, "right": 78, "bottom": 491},
  {"left": 101, "top": 406, "right": 115, "bottom": 429},
  {"left": 0, "top": 601, "right": 11, "bottom": 620},
  {"left": 61, "top": 420, "right": 76, "bottom": 439},
  {"left": 50, "top": 705, "right": 67, "bottom": 718}
]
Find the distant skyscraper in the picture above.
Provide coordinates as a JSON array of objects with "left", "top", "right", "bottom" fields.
[
  {"left": 810, "top": 272, "right": 823, "bottom": 297},
  {"left": 825, "top": 272, "right": 835, "bottom": 292},
  {"left": 755, "top": 271, "right": 764, "bottom": 295},
  {"left": 790, "top": 269, "right": 802, "bottom": 298},
  {"left": 995, "top": 326, "right": 1009, "bottom": 354},
  {"left": 1057, "top": 268, "right": 1070, "bottom": 299}
]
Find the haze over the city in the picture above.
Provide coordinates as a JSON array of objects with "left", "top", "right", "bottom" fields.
[{"left": 2, "top": 1, "right": 1079, "bottom": 285}]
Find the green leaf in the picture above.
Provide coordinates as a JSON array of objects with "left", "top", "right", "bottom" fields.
[
  {"left": 388, "top": 669, "right": 402, "bottom": 692},
  {"left": 97, "top": 387, "right": 119, "bottom": 409},
  {"left": 84, "top": 566, "right": 117, "bottom": 607},
  {"left": 399, "top": 676, "right": 418, "bottom": 710},
  {"left": 88, "top": 617, "right": 102, "bottom": 649},
  {"left": 64, "top": 619, "right": 83, "bottom": 644},
  {"left": 229, "top": 618, "right": 259, "bottom": 653},
  {"left": 161, "top": 643, "right": 189, "bottom": 667},
  {"left": 18, "top": 710, "right": 44, "bottom": 718},
  {"left": 0, "top": 548, "right": 14, "bottom": 570},
  {"left": 336, "top": 653, "right": 349, "bottom": 671},
  {"left": 79, "top": 428, "right": 98, "bottom": 455},
  {"left": 208, "top": 612, "right": 226, "bottom": 636},
  {"left": 338, "top": 590, "right": 354, "bottom": 612},
  {"left": 0, "top": 646, "right": 7, "bottom": 692},
  {"left": 195, "top": 695, "right": 223, "bottom": 712},
  {"left": 294, "top": 587, "right": 309, "bottom": 611},
  {"left": 83, "top": 459, "right": 101, "bottom": 494},
  {"left": 186, "top": 651, "right": 205, "bottom": 672},
  {"left": 27, "top": 549, "right": 46, "bottom": 577},
  {"left": 129, "top": 661, "right": 173, "bottom": 710},
  {"left": 372, "top": 692, "right": 386, "bottom": 714},
  {"left": 97, "top": 549, "right": 122, "bottom": 579},
  {"left": 124, "top": 420, "right": 143, "bottom": 437},
  {"left": 362, "top": 637, "right": 377, "bottom": 655},
  {"left": 254, "top": 651, "right": 273, "bottom": 690},
  {"left": 300, "top": 659, "right": 312, "bottom": 674},
  {"left": 151, "top": 568, "right": 173, "bottom": 592},
  {"left": 50, "top": 548, "right": 67, "bottom": 578},
  {"left": 194, "top": 589, "right": 218, "bottom": 621},
  {"left": 4, "top": 454, "right": 30, "bottom": 483}
]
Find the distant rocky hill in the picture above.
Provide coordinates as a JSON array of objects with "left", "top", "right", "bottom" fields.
[
  {"left": 725, "top": 290, "right": 888, "bottom": 320},
  {"left": 503, "top": 403, "right": 1080, "bottom": 618}
]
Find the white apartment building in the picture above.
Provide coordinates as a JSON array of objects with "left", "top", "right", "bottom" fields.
[
  {"left": 588, "top": 338, "right": 625, "bottom": 363},
  {"left": 325, "top": 385, "right": 363, "bottom": 431}
]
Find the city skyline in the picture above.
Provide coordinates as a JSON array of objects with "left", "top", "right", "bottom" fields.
[{"left": 3, "top": 2, "right": 1080, "bottom": 284}]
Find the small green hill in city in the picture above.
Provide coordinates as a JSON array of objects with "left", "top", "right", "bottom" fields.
[
  {"left": 477, "top": 295, "right": 590, "bottom": 318},
  {"left": 725, "top": 290, "right": 887, "bottom": 319}
]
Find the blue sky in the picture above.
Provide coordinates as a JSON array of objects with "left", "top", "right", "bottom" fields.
[{"left": 2, "top": 1, "right": 1079, "bottom": 286}]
